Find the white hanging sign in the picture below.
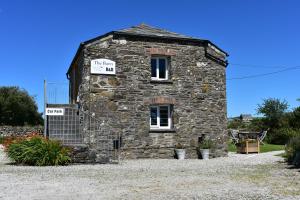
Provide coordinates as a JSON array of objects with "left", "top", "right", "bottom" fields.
[
  {"left": 91, "top": 59, "right": 116, "bottom": 75},
  {"left": 46, "top": 108, "right": 64, "bottom": 116}
]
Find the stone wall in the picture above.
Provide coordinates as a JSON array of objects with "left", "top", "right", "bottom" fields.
[
  {"left": 0, "top": 126, "right": 43, "bottom": 137},
  {"left": 72, "top": 35, "right": 228, "bottom": 161}
]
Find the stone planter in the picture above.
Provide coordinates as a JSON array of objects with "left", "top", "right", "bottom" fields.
[
  {"left": 200, "top": 149, "right": 210, "bottom": 160},
  {"left": 237, "top": 139, "right": 259, "bottom": 154},
  {"left": 175, "top": 149, "right": 186, "bottom": 160}
]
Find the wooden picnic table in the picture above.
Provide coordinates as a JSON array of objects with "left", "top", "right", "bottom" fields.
[{"left": 238, "top": 131, "right": 260, "bottom": 140}]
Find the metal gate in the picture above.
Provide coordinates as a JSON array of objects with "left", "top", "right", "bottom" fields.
[
  {"left": 44, "top": 80, "right": 120, "bottom": 163},
  {"left": 47, "top": 104, "right": 83, "bottom": 145}
]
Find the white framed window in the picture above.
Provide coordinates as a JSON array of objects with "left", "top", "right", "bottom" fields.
[
  {"left": 151, "top": 57, "right": 168, "bottom": 80},
  {"left": 150, "top": 105, "right": 171, "bottom": 129}
]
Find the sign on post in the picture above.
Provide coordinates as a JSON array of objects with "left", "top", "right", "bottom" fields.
[
  {"left": 46, "top": 108, "right": 64, "bottom": 116},
  {"left": 91, "top": 59, "right": 116, "bottom": 75}
]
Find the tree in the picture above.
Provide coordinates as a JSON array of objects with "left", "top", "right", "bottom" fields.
[
  {"left": 257, "top": 98, "right": 289, "bottom": 129},
  {"left": 227, "top": 118, "right": 245, "bottom": 130},
  {"left": 247, "top": 117, "right": 265, "bottom": 132},
  {"left": 289, "top": 98, "right": 300, "bottom": 128},
  {"left": 289, "top": 106, "right": 300, "bottom": 129},
  {"left": 0, "top": 86, "right": 43, "bottom": 126}
]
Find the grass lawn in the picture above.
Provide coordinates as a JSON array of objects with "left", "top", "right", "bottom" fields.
[{"left": 228, "top": 142, "right": 285, "bottom": 153}]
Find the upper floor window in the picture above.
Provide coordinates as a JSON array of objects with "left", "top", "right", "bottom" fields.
[{"left": 151, "top": 57, "right": 168, "bottom": 80}]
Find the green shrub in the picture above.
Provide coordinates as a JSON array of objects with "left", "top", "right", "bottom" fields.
[
  {"left": 285, "top": 136, "right": 300, "bottom": 166},
  {"left": 199, "top": 139, "right": 214, "bottom": 149},
  {"left": 7, "top": 136, "right": 71, "bottom": 166},
  {"left": 268, "top": 128, "right": 300, "bottom": 144},
  {"left": 175, "top": 143, "right": 184, "bottom": 149}
]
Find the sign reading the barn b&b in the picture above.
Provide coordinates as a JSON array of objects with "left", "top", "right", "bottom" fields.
[{"left": 91, "top": 59, "right": 116, "bottom": 75}]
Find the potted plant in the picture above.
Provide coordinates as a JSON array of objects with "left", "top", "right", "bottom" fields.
[
  {"left": 198, "top": 139, "right": 214, "bottom": 160},
  {"left": 175, "top": 143, "right": 185, "bottom": 160}
]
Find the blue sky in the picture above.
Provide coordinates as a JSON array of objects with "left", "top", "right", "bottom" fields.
[{"left": 0, "top": 0, "right": 299, "bottom": 117}]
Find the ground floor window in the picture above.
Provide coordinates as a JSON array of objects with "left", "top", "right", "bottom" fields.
[{"left": 150, "top": 105, "right": 171, "bottom": 129}]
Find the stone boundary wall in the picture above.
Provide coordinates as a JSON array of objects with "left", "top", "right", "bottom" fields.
[{"left": 0, "top": 126, "right": 44, "bottom": 137}]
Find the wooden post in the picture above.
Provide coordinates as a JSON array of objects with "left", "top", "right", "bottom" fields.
[
  {"left": 44, "top": 80, "right": 47, "bottom": 138},
  {"left": 246, "top": 140, "right": 248, "bottom": 154},
  {"left": 257, "top": 140, "right": 260, "bottom": 153}
]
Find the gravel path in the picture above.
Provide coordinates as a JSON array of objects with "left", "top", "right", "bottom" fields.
[{"left": 0, "top": 145, "right": 299, "bottom": 200}]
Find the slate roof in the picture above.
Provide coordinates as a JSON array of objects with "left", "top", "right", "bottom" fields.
[
  {"left": 114, "top": 23, "right": 197, "bottom": 40},
  {"left": 67, "top": 24, "right": 228, "bottom": 75}
]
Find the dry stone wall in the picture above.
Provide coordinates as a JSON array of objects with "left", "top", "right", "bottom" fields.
[{"left": 0, "top": 126, "right": 43, "bottom": 137}]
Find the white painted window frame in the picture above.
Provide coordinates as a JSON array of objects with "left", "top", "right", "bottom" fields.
[
  {"left": 150, "top": 105, "right": 171, "bottom": 130},
  {"left": 151, "top": 57, "right": 168, "bottom": 80}
]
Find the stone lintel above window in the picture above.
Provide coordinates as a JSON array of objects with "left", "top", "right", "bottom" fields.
[
  {"left": 145, "top": 48, "right": 177, "bottom": 56},
  {"left": 144, "top": 96, "right": 176, "bottom": 105}
]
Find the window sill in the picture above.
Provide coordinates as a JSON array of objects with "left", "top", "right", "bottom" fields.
[
  {"left": 149, "top": 128, "right": 176, "bottom": 133},
  {"left": 150, "top": 80, "right": 173, "bottom": 84}
]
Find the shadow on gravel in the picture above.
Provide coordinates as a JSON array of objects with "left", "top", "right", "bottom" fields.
[
  {"left": 274, "top": 160, "right": 300, "bottom": 172},
  {"left": 4, "top": 162, "right": 16, "bottom": 166},
  {"left": 286, "top": 166, "right": 300, "bottom": 171},
  {"left": 282, "top": 162, "right": 300, "bottom": 171}
]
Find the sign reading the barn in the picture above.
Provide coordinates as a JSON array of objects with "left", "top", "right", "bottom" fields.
[
  {"left": 46, "top": 108, "right": 64, "bottom": 116},
  {"left": 91, "top": 59, "right": 116, "bottom": 75}
]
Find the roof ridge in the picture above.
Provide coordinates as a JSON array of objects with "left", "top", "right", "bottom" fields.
[
  {"left": 136, "top": 23, "right": 185, "bottom": 35},
  {"left": 116, "top": 23, "right": 196, "bottom": 39},
  {"left": 119, "top": 23, "right": 164, "bottom": 32},
  {"left": 134, "top": 23, "right": 166, "bottom": 31}
]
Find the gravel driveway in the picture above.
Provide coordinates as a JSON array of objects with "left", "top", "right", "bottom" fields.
[{"left": 0, "top": 145, "right": 299, "bottom": 200}]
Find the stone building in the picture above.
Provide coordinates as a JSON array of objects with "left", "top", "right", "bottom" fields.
[
  {"left": 240, "top": 114, "right": 253, "bottom": 123},
  {"left": 66, "top": 24, "right": 228, "bottom": 161}
]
